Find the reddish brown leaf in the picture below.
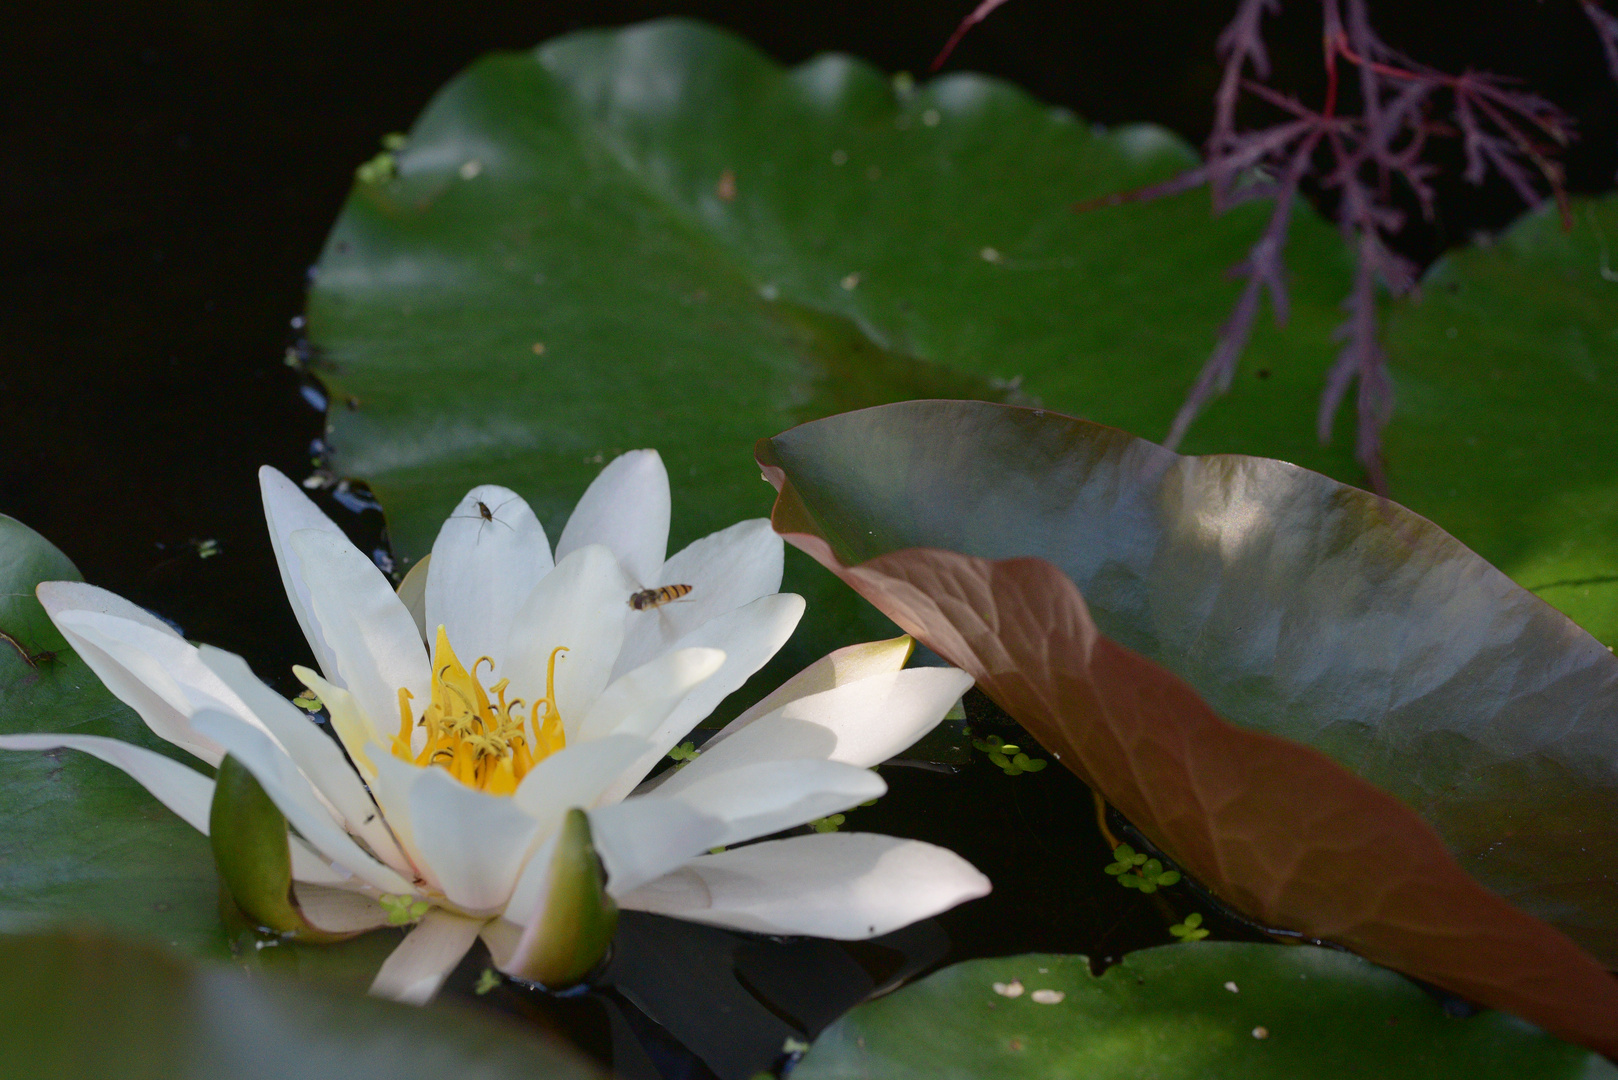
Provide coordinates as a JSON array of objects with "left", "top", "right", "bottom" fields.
[{"left": 760, "top": 441, "right": 1618, "bottom": 1057}]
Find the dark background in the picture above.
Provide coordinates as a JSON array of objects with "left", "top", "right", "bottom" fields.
[{"left": 4, "top": 0, "right": 1616, "bottom": 676}]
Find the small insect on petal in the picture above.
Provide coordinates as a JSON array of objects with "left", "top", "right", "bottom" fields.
[
  {"left": 992, "top": 979, "right": 1024, "bottom": 998},
  {"left": 1030, "top": 989, "right": 1065, "bottom": 1005}
]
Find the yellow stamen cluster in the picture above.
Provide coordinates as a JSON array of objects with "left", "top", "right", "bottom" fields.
[{"left": 394, "top": 626, "right": 567, "bottom": 795}]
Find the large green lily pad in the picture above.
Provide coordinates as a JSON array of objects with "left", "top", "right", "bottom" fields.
[
  {"left": 308, "top": 20, "right": 1618, "bottom": 673},
  {"left": 0, "top": 927, "right": 602, "bottom": 1079},
  {"left": 0, "top": 517, "right": 403, "bottom": 987},
  {"left": 1383, "top": 197, "right": 1618, "bottom": 644},
  {"left": 306, "top": 17, "right": 1365, "bottom": 675},
  {"left": 794, "top": 946, "right": 1617, "bottom": 1079}
]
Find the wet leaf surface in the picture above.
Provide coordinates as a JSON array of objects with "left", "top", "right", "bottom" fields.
[
  {"left": 795, "top": 946, "right": 1618, "bottom": 1079},
  {"left": 305, "top": 18, "right": 1364, "bottom": 686}
]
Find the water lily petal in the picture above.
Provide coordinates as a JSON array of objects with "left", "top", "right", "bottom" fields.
[
  {"left": 404, "top": 764, "right": 546, "bottom": 913},
  {"left": 704, "top": 635, "right": 915, "bottom": 752},
  {"left": 395, "top": 554, "right": 431, "bottom": 643},
  {"left": 650, "top": 593, "right": 804, "bottom": 748},
  {"left": 362, "top": 751, "right": 437, "bottom": 891},
  {"left": 292, "top": 666, "right": 386, "bottom": 776},
  {"left": 588, "top": 797, "right": 728, "bottom": 897},
  {"left": 425, "top": 486, "right": 552, "bottom": 671},
  {"left": 597, "top": 594, "right": 806, "bottom": 803},
  {"left": 36, "top": 581, "right": 180, "bottom": 639},
  {"left": 573, "top": 647, "right": 725, "bottom": 745},
  {"left": 289, "top": 529, "right": 430, "bottom": 737},
  {"left": 615, "top": 518, "right": 785, "bottom": 675},
  {"left": 658, "top": 667, "right": 975, "bottom": 797},
  {"left": 289, "top": 838, "right": 358, "bottom": 886},
  {"left": 512, "top": 734, "right": 653, "bottom": 823},
  {"left": 503, "top": 544, "right": 633, "bottom": 739},
  {"left": 671, "top": 759, "right": 888, "bottom": 848},
  {"left": 369, "top": 909, "right": 487, "bottom": 1005},
  {"left": 260, "top": 465, "right": 348, "bottom": 680},
  {"left": 49, "top": 609, "right": 261, "bottom": 765},
  {"left": 555, "top": 449, "right": 669, "bottom": 588},
  {"left": 199, "top": 646, "right": 409, "bottom": 874},
  {"left": 0, "top": 733, "right": 213, "bottom": 834},
  {"left": 291, "top": 883, "right": 393, "bottom": 933},
  {"left": 618, "top": 833, "right": 991, "bottom": 938},
  {"left": 190, "top": 710, "right": 414, "bottom": 896}
]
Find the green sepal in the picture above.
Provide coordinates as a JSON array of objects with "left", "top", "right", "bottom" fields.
[
  {"left": 209, "top": 754, "right": 355, "bottom": 944},
  {"left": 501, "top": 808, "right": 618, "bottom": 989}
]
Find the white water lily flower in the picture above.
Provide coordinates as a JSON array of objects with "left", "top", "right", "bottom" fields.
[{"left": 0, "top": 450, "right": 989, "bottom": 1004}]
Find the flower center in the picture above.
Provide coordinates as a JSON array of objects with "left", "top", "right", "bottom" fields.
[{"left": 394, "top": 626, "right": 567, "bottom": 795}]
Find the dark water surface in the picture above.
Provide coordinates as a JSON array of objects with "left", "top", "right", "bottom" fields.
[{"left": 4, "top": 3, "right": 1615, "bottom": 1076}]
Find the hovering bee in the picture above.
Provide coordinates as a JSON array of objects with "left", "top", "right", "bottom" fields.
[{"left": 628, "top": 584, "right": 693, "bottom": 611}]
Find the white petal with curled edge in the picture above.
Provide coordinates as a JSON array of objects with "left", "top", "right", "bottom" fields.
[
  {"left": 260, "top": 465, "right": 348, "bottom": 680},
  {"left": 292, "top": 883, "right": 393, "bottom": 933},
  {"left": 657, "top": 667, "right": 975, "bottom": 798},
  {"left": 671, "top": 758, "right": 887, "bottom": 848},
  {"left": 189, "top": 710, "right": 414, "bottom": 896},
  {"left": 48, "top": 608, "right": 252, "bottom": 767},
  {"left": 598, "top": 595, "right": 803, "bottom": 804},
  {"left": 369, "top": 909, "right": 487, "bottom": 1005},
  {"left": 512, "top": 734, "right": 653, "bottom": 824},
  {"left": 199, "top": 646, "right": 408, "bottom": 874},
  {"left": 615, "top": 519, "right": 785, "bottom": 676},
  {"left": 503, "top": 545, "right": 633, "bottom": 740},
  {"left": 588, "top": 796, "right": 727, "bottom": 898},
  {"left": 573, "top": 647, "right": 725, "bottom": 745},
  {"left": 0, "top": 733, "right": 214, "bottom": 834},
  {"left": 425, "top": 485, "right": 552, "bottom": 672},
  {"left": 555, "top": 449, "right": 669, "bottom": 588},
  {"left": 618, "top": 832, "right": 991, "bottom": 938},
  {"left": 403, "top": 765, "right": 545, "bottom": 914},
  {"left": 703, "top": 636, "right": 915, "bottom": 754},
  {"left": 289, "top": 529, "right": 430, "bottom": 739},
  {"left": 36, "top": 581, "right": 181, "bottom": 639}
]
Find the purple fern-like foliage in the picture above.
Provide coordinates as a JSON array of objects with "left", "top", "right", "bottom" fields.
[{"left": 941, "top": 0, "right": 1608, "bottom": 491}]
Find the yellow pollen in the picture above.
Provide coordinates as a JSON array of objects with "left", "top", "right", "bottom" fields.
[{"left": 394, "top": 626, "right": 568, "bottom": 794}]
